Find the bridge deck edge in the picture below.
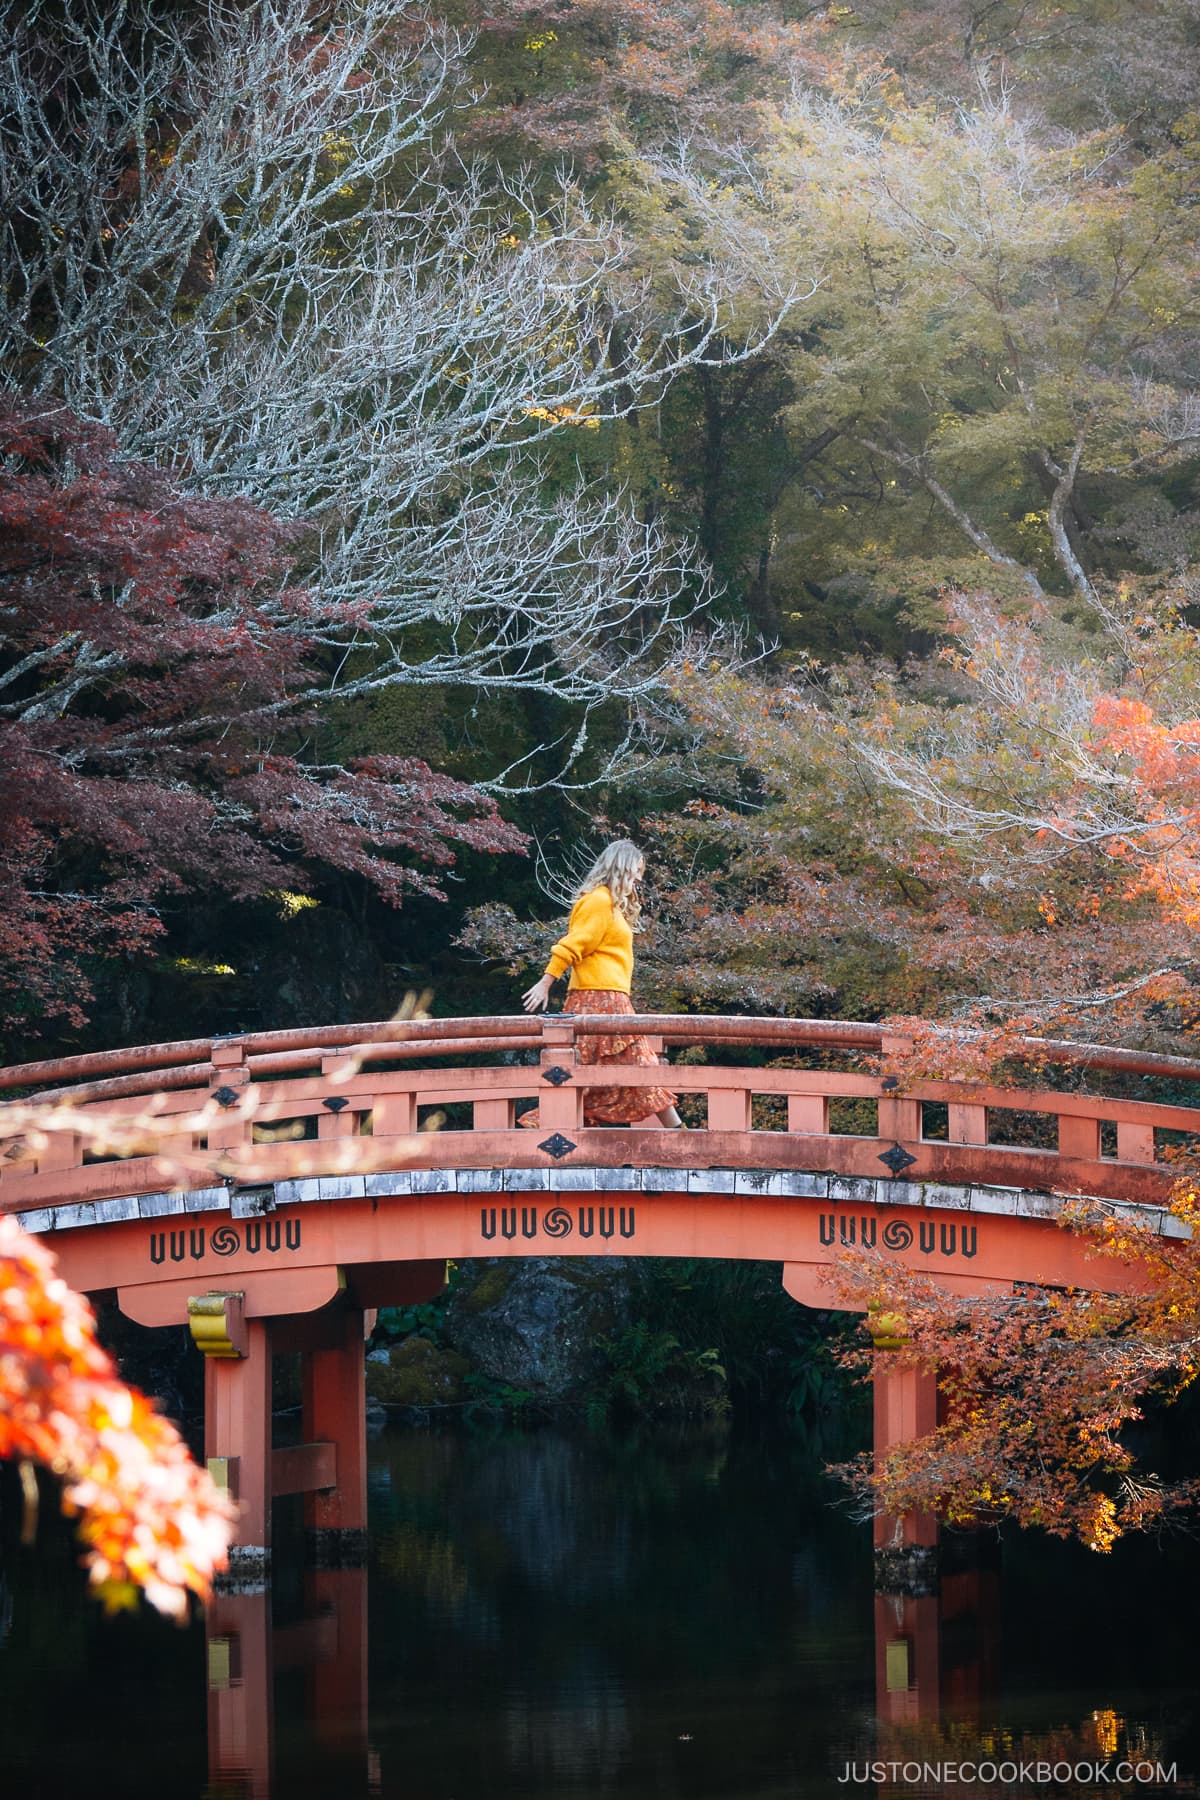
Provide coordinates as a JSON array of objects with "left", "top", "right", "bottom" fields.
[{"left": 11, "top": 1167, "right": 1186, "bottom": 1243}]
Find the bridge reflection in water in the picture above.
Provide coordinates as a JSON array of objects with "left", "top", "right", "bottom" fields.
[
  {"left": 204, "top": 1524, "right": 1001, "bottom": 1797},
  {"left": 5, "top": 1420, "right": 1187, "bottom": 1799},
  {"left": 873, "top": 1539, "right": 1001, "bottom": 1730},
  {"left": 207, "top": 1568, "right": 370, "bottom": 1800}
]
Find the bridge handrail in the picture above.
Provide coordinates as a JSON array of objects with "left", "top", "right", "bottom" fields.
[
  {"left": 4, "top": 1015, "right": 1200, "bottom": 1106},
  {"left": 3, "top": 1010, "right": 1200, "bottom": 1216}
]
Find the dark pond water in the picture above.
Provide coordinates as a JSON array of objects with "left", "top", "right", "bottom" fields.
[{"left": 2, "top": 1424, "right": 1198, "bottom": 1799}]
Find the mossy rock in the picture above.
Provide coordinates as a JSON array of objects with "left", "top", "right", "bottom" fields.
[
  {"left": 366, "top": 1336, "right": 470, "bottom": 1406},
  {"left": 445, "top": 1256, "right": 634, "bottom": 1398},
  {"left": 459, "top": 1261, "right": 518, "bottom": 1315}
]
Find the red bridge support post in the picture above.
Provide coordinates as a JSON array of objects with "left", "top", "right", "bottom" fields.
[
  {"left": 187, "top": 1281, "right": 372, "bottom": 1569},
  {"left": 205, "top": 1317, "right": 273, "bottom": 1574},
  {"left": 872, "top": 1355, "right": 939, "bottom": 1587},
  {"left": 301, "top": 1306, "right": 368, "bottom": 1561}
]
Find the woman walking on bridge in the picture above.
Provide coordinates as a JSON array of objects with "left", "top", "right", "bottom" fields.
[{"left": 520, "top": 841, "right": 683, "bottom": 1129}]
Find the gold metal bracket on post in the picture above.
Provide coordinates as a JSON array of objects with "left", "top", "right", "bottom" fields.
[
  {"left": 885, "top": 1638, "right": 912, "bottom": 1691},
  {"left": 867, "top": 1305, "right": 909, "bottom": 1351},
  {"left": 188, "top": 1290, "right": 248, "bottom": 1358},
  {"left": 206, "top": 1455, "right": 240, "bottom": 1501}
]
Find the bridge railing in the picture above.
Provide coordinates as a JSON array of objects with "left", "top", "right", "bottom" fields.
[{"left": 2, "top": 1015, "right": 1199, "bottom": 1213}]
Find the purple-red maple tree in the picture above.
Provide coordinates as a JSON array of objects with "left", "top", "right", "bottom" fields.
[{"left": 0, "top": 401, "right": 527, "bottom": 1028}]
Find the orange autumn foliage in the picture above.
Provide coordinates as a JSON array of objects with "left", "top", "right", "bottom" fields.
[
  {"left": 0, "top": 1213, "right": 233, "bottom": 1616},
  {"left": 826, "top": 1192, "right": 1200, "bottom": 1549},
  {"left": 1092, "top": 694, "right": 1200, "bottom": 931}
]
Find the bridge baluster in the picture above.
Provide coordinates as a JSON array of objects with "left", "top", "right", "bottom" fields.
[
  {"left": 320, "top": 1055, "right": 357, "bottom": 1138},
  {"left": 538, "top": 1017, "right": 581, "bottom": 1131},
  {"left": 788, "top": 1094, "right": 829, "bottom": 1133},
  {"left": 1117, "top": 1120, "right": 1157, "bottom": 1164},
  {"left": 1058, "top": 1114, "right": 1101, "bottom": 1160},
  {"left": 947, "top": 1102, "right": 988, "bottom": 1146},
  {"left": 208, "top": 1039, "right": 251, "bottom": 1160},
  {"left": 878, "top": 1036, "right": 920, "bottom": 1143},
  {"left": 372, "top": 1092, "right": 416, "bottom": 1136},
  {"left": 33, "top": 1126, "right": 82, "bottom": 1177},
  {"left": 537, "top": 1078, "right": 581, "bottom": 1132},
  {"left": 473, "top": 1098, "right": 514, "bottom": 1130},
  {"left": 708, "top": 1086, "right": 751, "bottom": 1131},
  {"left": 878, "top": 1095, "right": 921, "bottom": 1140}
]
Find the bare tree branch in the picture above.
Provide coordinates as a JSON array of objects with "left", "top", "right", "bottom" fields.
[
  {"left": 853, "top": 432, "right": 1047, "bottom": 600},
  {"left": 0, "top": 0, "right": 806, "bottom": 782}
]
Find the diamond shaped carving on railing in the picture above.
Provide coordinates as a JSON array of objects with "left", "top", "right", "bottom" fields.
[
  {"left": 541, "top": 1065, "right": 573, "bottom": 1086},
  {"left": 323, "top": 1095, "right": 349, "bottom": 1112},
  {"left": 878, "top": 1142, "right": 918, "bottom": 1176},
  {"left": 539, "top": 1133, "right": 577, "bottom": 1160},
  {"left": 212, "top": 1085, "right": 240, "bottom": 1109}
]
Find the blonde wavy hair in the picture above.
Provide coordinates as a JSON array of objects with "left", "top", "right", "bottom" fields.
[{"left": 575, "top": 839, "right": 645, "bottom": 929}]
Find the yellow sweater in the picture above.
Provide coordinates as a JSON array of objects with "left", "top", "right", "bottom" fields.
[{"left": 545, "top": 886, "right": 634, "bottom": 992}]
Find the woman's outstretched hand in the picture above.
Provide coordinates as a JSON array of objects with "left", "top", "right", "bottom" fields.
[{"left": 522, "top": 973, "right": 554, "bottom": 1013}]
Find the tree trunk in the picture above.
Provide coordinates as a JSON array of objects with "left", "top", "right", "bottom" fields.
[{"left": 697, "top": 367, "right": 724, "bottom": 567}]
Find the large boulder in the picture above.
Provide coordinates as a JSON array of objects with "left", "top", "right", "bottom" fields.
[{"left": 444, "top": 1257, "right": 632, "bottom": 1398}]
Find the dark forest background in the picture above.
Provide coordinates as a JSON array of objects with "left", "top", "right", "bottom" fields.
[{"left": 4, "top": 0, "right": 1199, "bottom": 1065}]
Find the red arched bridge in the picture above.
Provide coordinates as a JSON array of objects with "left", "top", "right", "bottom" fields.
[{"left": 1, "top": 1013, "right": 1195, "bottom": 1570}]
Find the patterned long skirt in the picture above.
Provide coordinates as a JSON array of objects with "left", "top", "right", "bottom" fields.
[{"left": 519, "top": 989, "right": 678, "bottom": 1127}]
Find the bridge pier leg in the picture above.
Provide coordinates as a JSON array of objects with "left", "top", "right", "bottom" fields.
[
  {"left": 206, "top": 1317, "right": 273, "bottom": 1574},
  {"left": 872, "top": 1357, "right": 939, "bottom": 1592},
  {"left": 301, "top": 1305, "right": 368, "bottom": 1563}
]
